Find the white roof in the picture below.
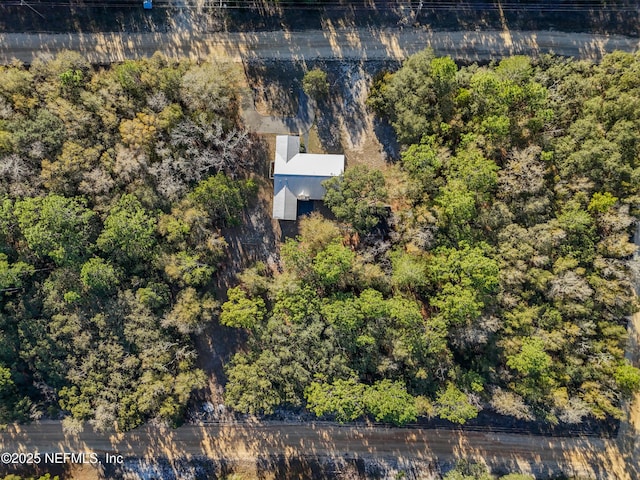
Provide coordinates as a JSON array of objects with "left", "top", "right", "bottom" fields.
[
  {"left": 272, "top": 135, "right": 345, "bottom": 221},
  {"left": 272, "top": 185, "right": 298, "bottom": 221},
  {"left": 274, "top": 135, "right": 344, "bottom": 177}
]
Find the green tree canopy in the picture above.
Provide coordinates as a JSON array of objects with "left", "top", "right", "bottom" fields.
[
  {"left": 220, "top": 286, "right": 266, "bottom": 330},
  {"left": 323, "top": 165, "right": 388, "bottom": 233},
  {"left": 97, "top": 194, "right": 156, "bottom": 266},
  {"left": 14, "top": 194, "right": 96, "bottom": 266},
  {"left": 436, "top": 383, "right": 479, "bottom": 424},
  {"left": 302, "top": 68, "right": 329, "bottom": 101}
]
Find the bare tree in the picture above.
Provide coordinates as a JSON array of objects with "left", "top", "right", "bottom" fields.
[
  {"left": 149, "top": 116, "right": 254, "bottom": 202},
  {"left": 0, "top": 154, "right": 39, "bottom": 197},
  {"left": 498, "top": 145, "right": 546, "bottom": 199},
  {"left": 0, "top": 96, "right": 13, "bottom": 120},
  {"left": 490, "top": 388, "right": 534, "bottom": 421},
  {"left": 114, "top": 144, "right": 149, "bottom": 185},
  {"left": 548, "top": 270, "right": 594, "bottom": 302},
  {"left": 147, "top": 91, "right": 169, "bottom": 113},
  {"left": 79, "top": 168, "right": 115, "bottom": 198},
  {"left": 558, "top": 397, "right": 590, "bottom": 424},
  {"left": 169, "top": 116, "right": 252, "bottom": 177},
  {"left": 180, "top": 62, "right": 239, "bottom": 116}
]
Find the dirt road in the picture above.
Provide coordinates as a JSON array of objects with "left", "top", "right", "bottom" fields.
[
  {"left": 0, "top": 421, "right": 632, "bottom": 479},
  {"left": 1, "top": 28, "right": 639, "bottom": 65}
]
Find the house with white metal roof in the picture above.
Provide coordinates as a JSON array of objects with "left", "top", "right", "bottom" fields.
[{"left": 272, "top": 135, "right": 345, "bottom": 221}]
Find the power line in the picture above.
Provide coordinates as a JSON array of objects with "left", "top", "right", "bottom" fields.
[
  {"left": 3, "top": 0, "right": 640, "bottom": 10},
  {"left": 19, "top": 0, "right": 46, "bottom": 17}
]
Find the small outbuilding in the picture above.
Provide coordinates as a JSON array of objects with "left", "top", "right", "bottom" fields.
[{"left": 272, "top": 135, "right": 344, "bottom": 221}]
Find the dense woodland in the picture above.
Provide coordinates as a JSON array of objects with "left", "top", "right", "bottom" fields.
[
  {"left": 0, "top": 52, "right": 257, "bottom": 431},
  {"left": 223, "top": 50, "right": 640, "bottom": 426},
  {"left": 2, "top": 49, "right": 640, "bottom": 432}
]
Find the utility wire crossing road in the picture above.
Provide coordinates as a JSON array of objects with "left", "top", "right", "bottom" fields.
[{"left": 0, "top": 28, "right": 640, "bottom": 65}]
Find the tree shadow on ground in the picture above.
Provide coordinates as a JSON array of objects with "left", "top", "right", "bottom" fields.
[
  {"left": 244, "top": 60, "right": 304, "bottom": 117},
  {"left": 313, "top": 60, "right": 401, "bottom": 160},
  {"left": 254, "top": 454, "right": 436, "bottom": 480},
  {"left": 104, "top": 457, "right": 238, "bottom": 480},
  {"left": 315, "top": 102, "right": 344, "bottom": 154},
  {"left": 0, "top": 4, "right": 169, "bottom": 33},
  {"left": 314, "top": 61, "right": 357, "bottom": 155},
  {"left": 191, "top": 134, "right": 279, "bottom": 406},
  {"left": 372, "top": 115, "right": 401, "bottom": 162},
  {"left": 4, "top": 1, "right": 640, "bottom": 35},
  {"left": 226, "top": 0, "right": 640, "bottom": 36}
]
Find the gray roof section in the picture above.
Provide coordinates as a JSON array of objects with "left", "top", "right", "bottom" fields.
[
  {"left": 274, "top": 174, "right": 330, "bottom": 201},
  {"left": 272, "top": 185, "right": 298, "bottom": 221},
  {"left": 275, "top": 135, "right": 301, "bottom": 164}
]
